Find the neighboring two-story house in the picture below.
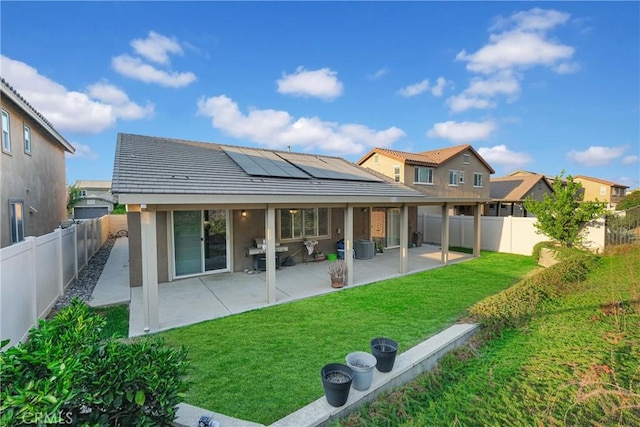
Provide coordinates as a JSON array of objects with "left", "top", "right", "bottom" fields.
[
  {"left": 357, "top": 144, "right": 495, "bottom": 216},
  {"left": 1, "top": 78, "right": 75, "bottom": 248},
  {"left": 72, "top": 180, "right": 115, "bottom": 219},
  {"left": 488, "top": 173, "right": 553, "bottom": 217},
  {"left": 574, "top": 175, "right": 629, "bottom": 210}
]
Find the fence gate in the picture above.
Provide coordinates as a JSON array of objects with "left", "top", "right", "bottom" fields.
[{"left": 605, "top": 206, "right": 640, "bottom": 246}]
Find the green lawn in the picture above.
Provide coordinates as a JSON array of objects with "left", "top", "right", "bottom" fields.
[
  {"left": 339, "top": 246, "right": 640, "bottom": 426},
  {"left": 90, "top": 304, "right": 129, "bottom": 339},
  {"left": 158, "top": 251, "right": 537, "bottom": 425}
]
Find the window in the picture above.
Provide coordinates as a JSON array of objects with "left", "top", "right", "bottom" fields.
[
  {"left": 393, "top": 166, "right": 401, "bottom": 182},
  {"left": 80, "top": 190, "right": 87, "bottom": 197},
  {"left": 600, "top": 186, "right": 607, "bottom": 196},
  {"left": 459, "top": 171, "right": 465, "bottom": 184},
  {"left": 87, "top": 199, "right": 96, "bottom": 205},
  {"left": 474, "top": 173, "right": 483, "bottom": 187},
  {"left": 414, "top": 166, "right": 433, "bottom": 184},
  {"left": 449, "top": 170, "right": 458, "bottom": 186},
  {"left": 9, "top": 201, "right": 25, "bottom": 244},
  {"left": 463, "top": 154, "right": 470, "bottom": 164},
  {"left": 279, "top": 208, "right": 329, "bottom": 240},
  {"left": 2, "top": 109, "right": 10, "bottom": 153},
  {"left": 373, "top": 154, "right": 379, "bottom": 164},
  {"left": 23, "top": 125, "right": 31, "bottom": 154}
]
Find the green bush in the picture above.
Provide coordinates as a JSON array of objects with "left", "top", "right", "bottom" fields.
[
  {"left": 0, "top": 299, "right": 189, "bottom": 426},
  {"left": 469, "top": 252, "right": 598, "bottom": 333}
]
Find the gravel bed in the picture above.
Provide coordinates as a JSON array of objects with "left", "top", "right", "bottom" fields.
[{"left": 48, "top": 236, "right": 117, "bottom": 318}]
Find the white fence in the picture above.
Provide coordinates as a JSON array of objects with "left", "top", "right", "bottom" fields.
[
  {"left": 419, "top": 214, "right": 606, "bottom": 256},
  {"left": 1, "top": 216, "right": 113, "bottom": 348}
]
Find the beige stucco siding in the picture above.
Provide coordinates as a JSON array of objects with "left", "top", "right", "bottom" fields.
[
  {"left": 1, "top": 99, "right": 67, "bottom": 247},
  {"left": 360, "top": 155, "right": 404, "bottom": 183}
]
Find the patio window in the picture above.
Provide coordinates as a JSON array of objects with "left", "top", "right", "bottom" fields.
[
  {"left": 414, "top": 166, "right": 433, "bottom": 184},
  {"left": 279, "top": 208, "right": 329, "bottom": 240}
]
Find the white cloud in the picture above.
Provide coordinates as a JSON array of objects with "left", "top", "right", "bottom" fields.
[
  {"left": 130, "top": 31, "right": 183, "bottom": 65},
  {"left": 66, "top": 142, "right": 98, "bottom": 160},
  {"left": 397, "top": 79, "right": 430, "bottom": 97},
  {"left": 622, "top": 155, "right": 639, "bottom": 165},
  {"left": 368, "top": 68, "right": 389, "bottom": 80},
  {"left": 430, "top": 77, "right": 448, "bottom": 97},
  {"left": 277, "top": 67, "right": 343, "bottom": 100},
  {"left": 426, "top": 120, "right": 496, "bottom": 143},
  {"left": 197, "top": 95, "right": 405, "bottom": 154},
  {"left": 446, "top": 94, "right": 496, "bottom": 113},
  {"left": 567, "top": 145, "right": 628, "bottom": 167},
  {"left": 478, "top": 144, "right": 533, "bottom": 169},
  {"left": 448, "top": 8, "right": 576, "bottom": 113},
  {"left": 112, "top": 55, "right": 196, "bottom": 88},
  {"left": 1, "top": 55, "right": 153, "bottom": 133}
]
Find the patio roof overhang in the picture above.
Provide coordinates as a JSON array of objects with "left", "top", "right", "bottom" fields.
[{"left": 117, "top": 193, "right": 492, "bottom": 208}]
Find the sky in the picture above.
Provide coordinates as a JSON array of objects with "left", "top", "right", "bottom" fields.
[{"left": 1, "top": 1, "right": 639, "bottom": 189}]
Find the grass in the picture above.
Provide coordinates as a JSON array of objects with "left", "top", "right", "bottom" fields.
[
  {"left": 90, "top": 304, "right": 129, "bottom": 339},
  {"left": 157, "top": 251, "right": 537, "bottom": 425},
  {"left": 338, "top": 246, "right": 640, "bottom": 426}
]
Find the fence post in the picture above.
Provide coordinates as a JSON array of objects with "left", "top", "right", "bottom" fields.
[
  {"left": 84, "top": 222, "right": 88, "bottom": 268},
  {"left": 56, "top": 227, "right": 63, "bottom": 296},
  {"left": 73, "top": 223, "right": 79, "bottom": 280},
  {"left": 25, "top": 236, "right": 38, "bottom": 329}
]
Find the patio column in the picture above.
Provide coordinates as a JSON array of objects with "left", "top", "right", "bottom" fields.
[
  {"left": 441, "top": 204, "right": 450, "bottom": 264},
  {"left": 399, "top": 204, "right": 408, "bottom": 274},
  {"left": 265, "top": 206, "right": 277, "bottom": 304},
  {"left": 345, "top": 205, "right": 354, "bottom": 287},
  {"left": 140, "top": 209, "right": 159, "bottom": 332},
  {"left": 473, "top": 203, "right": 481, "bottom": 257}
]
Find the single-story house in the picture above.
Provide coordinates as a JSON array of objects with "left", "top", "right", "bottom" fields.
[
  {"left": 72, "top": 179, "right": 115, "bottom": 219},
  {"left": 487, "top": 173, "right": 554, "bottom": 217},
  {"left": 112, "top": 133, "right": 488, "bottom": 331}
]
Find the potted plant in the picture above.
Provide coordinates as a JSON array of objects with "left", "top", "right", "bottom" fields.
[
  {"left": 328, "top": 259, "right": 347, "bottom": 288},
  {"left": 320, "top": 363, "right": 353, "bottom": 407},
  {"left": 345, "top": 351, "right": 377, "bottom": 391}
]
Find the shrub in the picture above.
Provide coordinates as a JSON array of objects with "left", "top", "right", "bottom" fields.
[
  {"left": 0, "top": 299, "right": 189, "bottom": 426},
  {"left": 469, "top": 252, "right": 598, "bottom": 333}
]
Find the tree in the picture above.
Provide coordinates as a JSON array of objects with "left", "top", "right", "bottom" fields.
[
  {"left": 524, "top": 172, "right": 606, "bottom": 248},
  {"left": 616, "top": 190, "right": 640, "bottom": 210},
  {"left": 66, "top": 185, "right": 82, "bottom": 216}
]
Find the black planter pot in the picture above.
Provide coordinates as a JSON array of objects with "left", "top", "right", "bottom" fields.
[
  {"left": 321, "top": 363, "right": 353, "bottom": 407},
  {"left": 370, "top": 337, "right": 398, "bottom": 373}
]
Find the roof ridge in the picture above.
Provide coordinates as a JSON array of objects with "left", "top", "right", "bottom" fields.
[{"left": 1, "top": 77, "right": 60, "bottom": 135}]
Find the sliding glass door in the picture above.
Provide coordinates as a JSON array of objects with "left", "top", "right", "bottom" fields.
[
  {"left": 173, "top": 210, "right": 229, "bottom": 277},
  {"left": 386, "top": 208, "right": 401, "bottom": 248}
]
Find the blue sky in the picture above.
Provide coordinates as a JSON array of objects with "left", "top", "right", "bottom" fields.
[{"left": 2, "top": 2, "right": 638, "bottom": 188}]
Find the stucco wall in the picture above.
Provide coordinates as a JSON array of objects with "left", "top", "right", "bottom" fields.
[{"left": 1, "top": 98, "right": 67, "bottom": 248}]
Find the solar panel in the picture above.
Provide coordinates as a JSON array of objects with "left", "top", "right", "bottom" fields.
[
  {"left": 223, "top": 146, "right": 310, "bottom": 179},
  {"left": 276, "top": 152, "right": 382, "bottom": 182}
]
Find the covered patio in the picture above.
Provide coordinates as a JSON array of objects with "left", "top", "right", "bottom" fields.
[{"left": 129, "top": 244, "right": 472, "bottom": 336}]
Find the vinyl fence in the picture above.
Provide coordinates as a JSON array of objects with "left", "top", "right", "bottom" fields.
[
  {"left": 1, "top": 216, "right": 115, "bottom": 348},
  {"left": 418, "top": 214, "right": 606, "bottom": 256}
]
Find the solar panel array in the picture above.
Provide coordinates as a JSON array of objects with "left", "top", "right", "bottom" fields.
[
  {"left": 277, "top": 152, "right": 382, "bottom": 182},
  {"left": 223, "top": 146, "right": 381, "bottom": 182},
  {"left": 222, "top": 146, "right": 310, "bottom": 179}
]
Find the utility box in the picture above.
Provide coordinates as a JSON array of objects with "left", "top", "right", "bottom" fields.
[{"left": 354, "top": 240, "right": 375, "bottom": 259}]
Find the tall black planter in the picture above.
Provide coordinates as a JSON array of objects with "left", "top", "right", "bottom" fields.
[
  {"left": 370, "top": 337, "right": 398, "bottom": 373},
  {"left": 321, "top": 363, "right": 353, "bottom": 407}
]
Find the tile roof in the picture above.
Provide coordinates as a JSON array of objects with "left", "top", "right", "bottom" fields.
[
  {"left": 74, "top": 180, "right": 112, "bottom": 189},
  {"left": 0, "top": 77, "right": 74, "bottom": 153},
  {"left": 490, "top": 174, "right": 550, "bottom": 201},
  {"left": 112, "top": 133, "right": 427, "bottom": 201},
  {"left": 575, "top": 175, "right": 629, "bottom": 188},
  {"left": 358, "top": 144, "right": 495, "bottom": 173}
]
